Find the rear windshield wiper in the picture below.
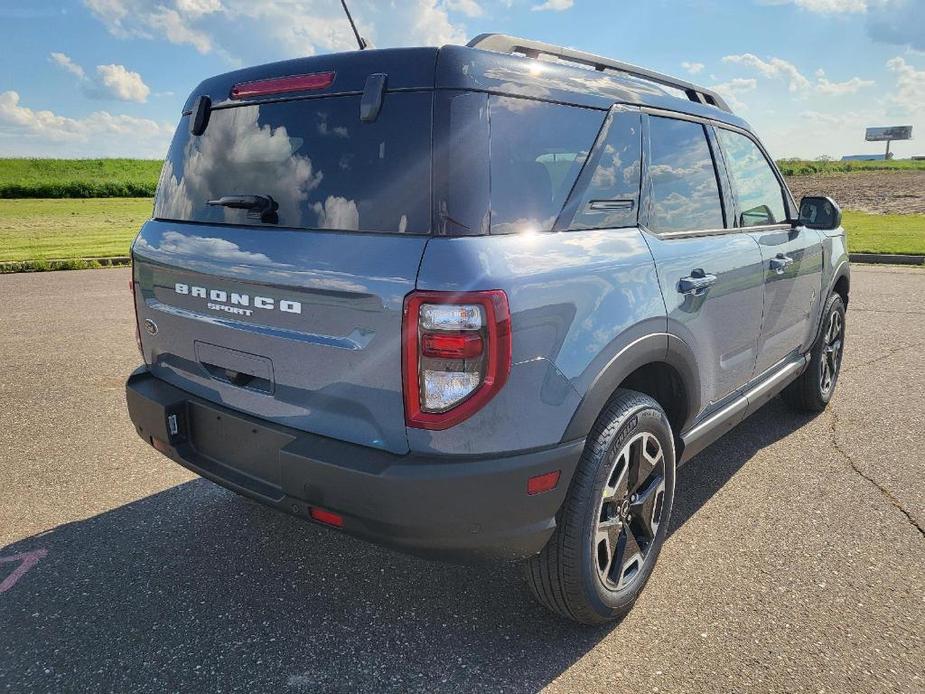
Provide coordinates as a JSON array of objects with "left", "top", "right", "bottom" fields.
[{"left": 207, "top": 195, "right": 279, "bottom": 224}]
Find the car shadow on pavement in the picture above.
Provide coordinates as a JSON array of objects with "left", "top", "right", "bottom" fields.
[{"left": 0, "top": 400, "right": 815, "bottom": 693}]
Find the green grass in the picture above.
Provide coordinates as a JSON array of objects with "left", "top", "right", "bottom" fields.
[
  {"left": 0, "top": 198, "right": 151, "bottom": 265},
  {"left": 776, "top": 159, "right": 925, "bottom": 176},
  {"left": 844, "top": 210, "right": 925, "bottom": 255},
  {"left": 0, "top": 159, "right": 162, "bottom": 198}
]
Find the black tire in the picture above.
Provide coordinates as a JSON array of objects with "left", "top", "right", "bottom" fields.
[
  {"left": 524, "top": 389, "right": 676, "bottom": 625},
  {"left": 781, "top": 292, "right": 846, "bottom": 412}
]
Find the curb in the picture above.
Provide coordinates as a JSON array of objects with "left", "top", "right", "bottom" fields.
[
  {"left": 849, "top": 253, "right": 925, "bottom": 266},
  {"left": 0, "top": 256, "right": 131, "bottom": 274}
]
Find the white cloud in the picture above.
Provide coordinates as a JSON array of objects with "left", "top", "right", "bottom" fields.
[
  {"left": 531, "top": 0, "right": 574, "bottom": 11},
  {"left": 95, "top": 64, "right": 151, "bottom": 102},
  {"left": 764, "top": 0, "right": 924, "bottom": 51},
  {"left": 82, "top": 0, "right": 468, "bottom": 62},
  {"left": 0, "top": 90, "right": 173, "bottom": 157},
  {"left": 49, "top": 52, "right": 86, "bottom": 80},
  {"left": 681, "top": 61, "right": 705, "bottom": 75},
  {"left": 711, "top": 77, "right": 758, "bottom": 111},
  {"left": 723, "top": 53, "right": 810, "bottom": 92},
  {"left": 886, "top": 56, "right": 925, "bottom": 113},
  {"left": 48, "top": 52, "right": 151, "bottom": 103},
  {"left": 814, "top": 69, "right": 875, "bottom": 95},
  {"left": 446, "top": 0, "right": 484, "bottom": 17}
]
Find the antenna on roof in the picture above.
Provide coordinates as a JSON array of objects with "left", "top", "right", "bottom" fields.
[{"left": 340, "top": 0, "right": 368, "bottom": 50}]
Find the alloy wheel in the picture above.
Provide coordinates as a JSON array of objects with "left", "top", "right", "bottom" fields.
[
  {"left": 820, "top": 308, "right": 843, "bottom": 397},
  {"left": 595, "top": 432, "right": 667, "bottom": 591}
]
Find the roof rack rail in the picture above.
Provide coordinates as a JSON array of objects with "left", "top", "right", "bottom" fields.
[{"left": 466, "top": 33, "right": 732, "bottom": 113}]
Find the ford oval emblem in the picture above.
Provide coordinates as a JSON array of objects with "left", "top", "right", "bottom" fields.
[{"left": 143, "top": 319, "right": 159, "bottom": 336}]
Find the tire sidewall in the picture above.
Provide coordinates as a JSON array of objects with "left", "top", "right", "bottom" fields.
[
  {"left": 577, "top": 402, "right": 676, "bottom": 618},
  {"left": 813, "top": 294, "right": 846, "bottom": 406}
]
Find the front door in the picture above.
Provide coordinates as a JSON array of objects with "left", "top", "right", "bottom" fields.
[{"left": 713, "top": 127, "right": 824, "bottom": 375}]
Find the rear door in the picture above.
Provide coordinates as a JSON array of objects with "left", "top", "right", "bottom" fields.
[
  {"left": 641, "top": 114, "right": 765, "bottom": 415},
  {"left": 133, "top": 89, "right": 434, "bottom": 454},
  {"left": 714, "top": 127, "right": 823, "bottom": 375}
]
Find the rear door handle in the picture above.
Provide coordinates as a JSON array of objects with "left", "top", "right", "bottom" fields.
[
  {"left": 770, "top": 254, "right": 794, "bottom": 274},
  {"left": 678, "top": 270, "right": 717, "bottom": 296}
]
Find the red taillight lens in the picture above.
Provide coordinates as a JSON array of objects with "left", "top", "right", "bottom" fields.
[
  {"left": 402, "top": 290, "right": 512, "bottom": 430},
  {"left": 421, "top": 332, "right": 484, "bottom": 359},
  {"left": 309, "top": 507, "right": 344, "bottom": 528},
  {"left": 230, "top": 71, "right": 335, "bottom": 99}
]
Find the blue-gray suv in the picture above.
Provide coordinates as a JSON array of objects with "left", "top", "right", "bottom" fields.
[{"left": 126, "top": 34, "right": 850, "bottom": 624}]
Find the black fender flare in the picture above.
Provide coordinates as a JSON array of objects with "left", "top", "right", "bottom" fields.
[
  {"left": 811, "top": 259, "right": 850, "bottom": 346},
  {"left": 562, "top": 332, "right": 702, "bottom": 442}
]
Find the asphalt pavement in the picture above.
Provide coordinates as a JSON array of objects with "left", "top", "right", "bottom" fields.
[{"left": 0, "top": 266, "right": 922, "bottom": 693}]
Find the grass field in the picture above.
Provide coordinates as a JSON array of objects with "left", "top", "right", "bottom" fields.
[
  {"left": 777, "top": 159, "right": 925, "bottom": 176},
  {"left": 0, "top": 159, "right": 162, "bottom": 198},
  {"left": 0, "top": 198, "right": 150, "bottom": 269},
  {"left": 843, "top": 211, "right": 925, "bottom": 255}
]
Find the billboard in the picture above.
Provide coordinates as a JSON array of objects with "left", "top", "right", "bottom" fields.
[{"left": 865, "top": 126, "right": 913, "bottom": 142}]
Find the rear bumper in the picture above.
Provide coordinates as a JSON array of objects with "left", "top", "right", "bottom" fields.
[{"left": 125, "top": 368, "right": 583, "bottom": 561}]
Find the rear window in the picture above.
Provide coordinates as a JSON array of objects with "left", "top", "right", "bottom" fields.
[
  {"left": 488, "top": 96, "right": 605, "bottom": 234},
  {"left": 155, "top": 92, "right": 432, "bottom": 233}
]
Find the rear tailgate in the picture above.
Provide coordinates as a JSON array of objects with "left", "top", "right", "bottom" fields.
[
  {"left": 133, "top": 222, "right": 426, "bottom": 454},
  {"left": 133, "top": 52, "right": 437, "bottom": 454}
]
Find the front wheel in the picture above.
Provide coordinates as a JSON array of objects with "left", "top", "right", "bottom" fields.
[
  {"left": 524, "top": 390, "right": 676, "bottom": 624},
  {"left": 781, "top": 293, "right": 846, "bottom": 412}
]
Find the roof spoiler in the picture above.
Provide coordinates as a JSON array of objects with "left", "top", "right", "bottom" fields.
[{"left": 467, "top": 33, "right": 731, "bottom": 113}]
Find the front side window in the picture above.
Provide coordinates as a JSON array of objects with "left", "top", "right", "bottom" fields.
[
  {"left": 489, "top": 96, "right": 605, "bottom": 234},
  {"left": 647, "top": 117, "right": 725, "bottom": 233},
  {"left": 566, "top": 111, "right": 642, "bottom": 230},
  {"left": 716, "top": 128, "right": 786, "bottom": 227}
]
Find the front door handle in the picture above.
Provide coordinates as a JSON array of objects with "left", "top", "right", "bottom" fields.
[
  {"left": 678, "top": 269, "right": 717, "bottom": 296},
  {"left": 770, "top": 253, "right": 794, "bottom": 274}
]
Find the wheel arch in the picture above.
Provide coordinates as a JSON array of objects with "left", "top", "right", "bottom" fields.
[{"left": 562, "top": 333, "right": 701, "bottom": 445}]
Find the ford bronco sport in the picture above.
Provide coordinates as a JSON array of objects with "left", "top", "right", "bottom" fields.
[{"left": 126, "top": 34, "right": 850, "bottom": 624}]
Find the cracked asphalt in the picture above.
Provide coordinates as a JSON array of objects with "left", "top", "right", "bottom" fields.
[{"left": 1, "top": 265, "right": 922, "bottom": 693}]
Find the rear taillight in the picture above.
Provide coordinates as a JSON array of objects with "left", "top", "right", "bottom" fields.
[{"left": 402, "top": 290, "right": 511, "bottom": 430}]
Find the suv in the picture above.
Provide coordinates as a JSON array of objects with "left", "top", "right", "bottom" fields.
[{"left": 126, "top": 34, "right": 849, "bottom": 624}]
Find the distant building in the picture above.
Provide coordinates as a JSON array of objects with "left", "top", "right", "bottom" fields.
[{"left": 841, "top": 154, "right": 887, "bottom": 161}]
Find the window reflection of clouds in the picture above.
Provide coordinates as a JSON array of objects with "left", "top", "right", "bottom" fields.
[
  {"left": 648, "top": 118, "right": 724, "bottom": 233},
  {"left": 155, "top": 105, "right": 321, "bottom": 227},
  {"left": 154, "top": 93, "right": 431, "bottom": 233},
  {"left": 717, "top": 129, "right": 786, "bottom": 226}
]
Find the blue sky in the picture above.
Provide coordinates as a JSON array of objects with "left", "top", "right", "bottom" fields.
[{"left": 1, "top": 0, "right": 922, "bottom": 159}]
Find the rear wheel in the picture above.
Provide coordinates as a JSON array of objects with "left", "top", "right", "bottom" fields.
[
  {"left": 781, "top": 293, "right": 845, "bottom": 412},
  {"left": 524, "top": 390, "right": 675, "bottom": 624}
]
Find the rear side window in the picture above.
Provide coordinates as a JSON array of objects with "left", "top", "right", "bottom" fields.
[
  {"left": 155, "top": 92, "right": 432, "bottom": 233},
  {"left": 566, "top": 111, "right": 642, "bottom": 230},
  {"left": 647, "top": 117, "right": 724, "bottom": 233},
  {"left": 716, "top": 128, "right": 787, "bottom": 227},
  {"left": 489, "top": 97, "right": 605, "bottom": 234}
]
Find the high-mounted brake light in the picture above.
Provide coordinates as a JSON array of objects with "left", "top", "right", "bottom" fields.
[
  {"left": 403, "top": 290, "right": 511, "bottom": 430},
  {"left": 230, "top": 71, "right": 335, "bottom": 100}
]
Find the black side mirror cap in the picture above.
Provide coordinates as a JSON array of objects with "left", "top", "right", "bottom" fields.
[{"left": 797, "top": 195, "right": 842, "bottom": 230}]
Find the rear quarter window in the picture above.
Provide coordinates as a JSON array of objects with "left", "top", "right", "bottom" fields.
[
  {"left": 155, "top": 92, "right": 432, "bottom": 233},
  {"left": 488, "top": 97, "right": 605, "bottom": 234}
]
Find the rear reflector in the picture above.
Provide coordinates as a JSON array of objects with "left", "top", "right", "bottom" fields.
[
  {"left": 309, "top": 507, "right": 344, "bottom": 528},
  {"left": 151, "top": 437, "right": 170, "bottom": 455},
  {"left": 230, "top": 71, "right": 335, "bottom": 100},
  {"left": 421, "top": 332, "right": 484, "bottom": 359},
  {"left": 527, "top": 470, "right": 561, "bottom": 495}
]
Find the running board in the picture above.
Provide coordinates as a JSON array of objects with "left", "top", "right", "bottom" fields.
[{"left": 679, "top": 354, "right": 809, "bottom": 464}]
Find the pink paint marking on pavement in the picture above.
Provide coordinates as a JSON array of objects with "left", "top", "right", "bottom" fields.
[{"left": 0, "top": 548, "right": 48, "bottom": 593}]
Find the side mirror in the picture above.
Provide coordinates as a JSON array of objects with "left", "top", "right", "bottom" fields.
[{"left": 798, "top": 196, "right": 842, "bottom": 230}]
